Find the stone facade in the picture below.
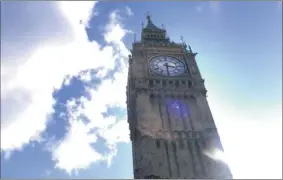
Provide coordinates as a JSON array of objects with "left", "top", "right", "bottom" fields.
[{"left": 126, "top": 15, "right": 232, "bottom": 179}]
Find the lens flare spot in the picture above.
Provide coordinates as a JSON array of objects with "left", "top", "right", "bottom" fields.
[{"left": 204, "top": 148, "right": 228, "bottom": 164}]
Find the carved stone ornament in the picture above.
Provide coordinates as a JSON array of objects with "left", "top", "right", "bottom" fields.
[
  {"left": 191, "top": 65, "right": 197, "bottom": 74},
  {"left": 192, "top": 52, "right": 198, "bottom": 57}
]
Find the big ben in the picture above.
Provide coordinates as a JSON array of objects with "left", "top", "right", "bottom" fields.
[{"left": 126, "top": 15, "right": 232, "bottom": 179}]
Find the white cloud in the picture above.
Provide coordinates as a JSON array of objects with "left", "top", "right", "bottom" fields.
[
  {"left": 1, "top": 1, "right": 131, "bottom": 173},
  {"left": 99, "top": 118, "right": 130, "bottom": 145},
  {"left": 195, "top": 2, "right": 220, "bottom": 14},
  {"left": 1, "top": 1, "right": 96, "bottom": 152},
  {"left": 51, "top": 120, "right": 103, "bottom": 174},
  {"left": 49, "top": 10, "right": 131, "bottom": 174},
  {"left": 51, "top": 62, "right": 130, "bottom": 174},
  {"left": 125, "top": 6, "right": 134, "bottom": 16},
  {"left": 58, "top": 1, "right": 98, "bottom": 35}
]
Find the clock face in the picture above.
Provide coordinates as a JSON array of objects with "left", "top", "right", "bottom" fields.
[{"left": 148, "top": 56, "right": 186, "bottom": 76}]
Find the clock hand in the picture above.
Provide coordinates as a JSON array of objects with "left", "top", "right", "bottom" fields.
[
  {"left": 164, "top": 63, "right": 170, "bottom": 76},
  {"left": 167, "top": 64, "right": 175, "bottom": 68},
  {"left": 166, "top": 62, "right": 176, "bottom": 68}
]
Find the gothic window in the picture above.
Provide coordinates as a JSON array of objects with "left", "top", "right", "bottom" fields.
[
  {"left": 156, "top": 80, "right": 160, "bottom": 84},
  {"left": 179, "top": 139, "right": 185, "bottom": 149},
  {"left": 172, "top": 142, "right": 177, "bottom": 149},
  {"left": 149, "top": 80, "right": 154, "bottom": 88},
  {"left": 164, "top": 140, "right": 168, "bottom": 147},
  {"left": 162, "top": 80, "right": 166, "bottom": 87},
  {"left": 156, "top": 140, "right": 160, "bottom": 148},
  {"left": 181, "top": 80, "right": 186, "bottom": 85},
  {"left": 169, "top": 81, "right": 173, "bottom": 87},
  {"left": 175, "top": 80, "right": 180, "bottom": 87},
  {"left": 188, "top": 81, "right": 192, "bottom": 88}
]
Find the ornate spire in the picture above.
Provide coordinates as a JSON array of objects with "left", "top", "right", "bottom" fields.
[
  {"left": 141, "top": 13, "right": 169, "bottom": 43},
  {"left": 144, "top": 14, "right": 161, "bottom": 31}
]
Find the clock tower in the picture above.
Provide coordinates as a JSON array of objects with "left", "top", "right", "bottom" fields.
[{"left": 126, "top": 15, "right": 232, "bottom": 179}]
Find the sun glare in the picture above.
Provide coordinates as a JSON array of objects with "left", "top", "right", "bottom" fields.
[{"left": 204, "top": 148, "right": 228, "bottom": 164}]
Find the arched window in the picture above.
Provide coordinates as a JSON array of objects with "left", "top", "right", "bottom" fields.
[
  {"left": 175, "top": 80, "right": 180, "bottom": 87},
  {"left": 156, "top": 140, "right": 160, "bottom": 148},
  {"left": 162, "top": 80, "right": 166, "bottom": 87},
  {"left": 188, "top": 80, "right": 192, "bottom": 88},
  {"left": 149, "top": 80, "right": 154, "bottom": 87}
]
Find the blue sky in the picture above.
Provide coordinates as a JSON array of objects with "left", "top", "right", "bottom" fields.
[{"left": 1, "top": 1, "right": 282, "bottom": 179}]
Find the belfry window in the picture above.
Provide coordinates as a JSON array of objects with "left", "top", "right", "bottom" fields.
[
  {"left": 175, "top": 81, "right": 180, "bottom": 87},
  {"left": 188, "top": 81, "right": 192, "bottom": 88},
  {"left": 172, "top": 142, "right": 177, "bottom": 149},
  {"left": 156, "top": 140, "right": 160, "bottom": 148},
  {"left": 179, "top": 139, "right": 185, "bottom": 149},
  {"left": 162, "top": 80, "right": 166, "bottom": 87},
  {"left": 169, "top": 81, "right": 173, "bottom": 87},
  {"left": 149, "top": 94, "right": 155, "bottom": 103},
  {"left": 149, "top": 80, "right": 154, "bottom": 87}
]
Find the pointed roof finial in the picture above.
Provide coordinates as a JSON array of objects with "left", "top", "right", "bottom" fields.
[
  {"left": 181, "top": 36, "right": 187, "bottom": 47},
  {"left": 180, "top": 36, "right": 184, "bottom": 43},
  {"left": 188, "top": 45, "right": 192, "bottom": 52},
  {"left": 144, "top": 12, "right": 159, "bottom": 30},
  {"left": 134, "top": 33, "right": 136, "bottom": 42},
  {"left": 146, "top": 11, "right": 151, "bottom": 20},
  {"left": 146, "top": 11, "right": 153, "bottom": 25},
  {"left": 188, "top": 45, "right": 198, "bottom": 56}
]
